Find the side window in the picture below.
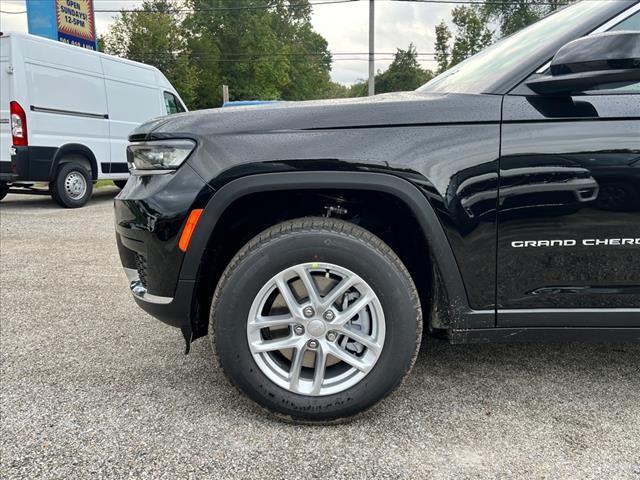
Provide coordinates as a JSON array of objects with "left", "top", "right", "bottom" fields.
[
  {"left": 610, "top": 11, "right": 640, "bottom": 31},
  {"left": 163, "top": 91, "right": 186, "bottom": 115}
]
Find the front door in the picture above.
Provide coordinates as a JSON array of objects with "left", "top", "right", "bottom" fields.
[{"left": 496, "top": 67, "right": 640, "bottom": 328}]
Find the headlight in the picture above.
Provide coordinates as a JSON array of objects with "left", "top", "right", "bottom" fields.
[{"left": 127, "top": 139, "right": 196, "bottom": 172}]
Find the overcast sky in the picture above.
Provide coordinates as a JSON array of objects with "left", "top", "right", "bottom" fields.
[{"left": 0, "top": 0, "right": 454, "bottom": 85}]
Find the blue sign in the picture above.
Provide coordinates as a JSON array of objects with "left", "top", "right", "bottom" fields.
[
  {"left": 26, "top": 0, "right": 97, "bottom": 51},
  {"left": 26, "top": 0, "right": 57, "bottom": 41}
]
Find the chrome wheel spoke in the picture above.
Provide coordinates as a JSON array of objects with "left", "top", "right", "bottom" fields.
[
  {"left": 321, "top": 276, "right": 356, "bottom": 308},
  {"left": 334, "top": 293, "right": 374, "bottom": 327},
  {"left": 326, "top": 342, "right": 371, "bottom": 372},
  {"left": 311, "top": 347, "right": 327, "bottom": 395},
  {"left": 250, "top": 335, "right": 300, "bottom": 353},
  {"left": 338, "top": 326, "right": 383, "bottom": 354},
  {"left": 275, "top": 276, "right": 302, "bottom": 317},
  {"left": 294, "top": 265, "right": 321, "bottom": 306},
  {"left": 248, "top": 314, "right": 294, "bottom": 332},
  {"left": 289, "top": 344, "right": 307, "bottom": 393}
]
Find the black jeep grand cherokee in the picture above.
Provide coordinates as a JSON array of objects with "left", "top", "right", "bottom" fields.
[{"left": 116, "top": 0, "right": 640, "bottom": 422}]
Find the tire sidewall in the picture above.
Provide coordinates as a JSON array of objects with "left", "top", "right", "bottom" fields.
[{"left": 212, "top": 226, "right": 421, "bottom": 421}]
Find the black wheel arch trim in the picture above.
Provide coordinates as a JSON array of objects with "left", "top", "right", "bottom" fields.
[
  {"left": 180, "top": 170, "right": 492, "bottom": 329},
  {"left": 51, "top": 144, "right": 99, "bottom": 181}
]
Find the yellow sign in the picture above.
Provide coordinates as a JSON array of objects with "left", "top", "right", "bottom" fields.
[{"left": 56, "top": 0, "right": 96, "bottom": 49}]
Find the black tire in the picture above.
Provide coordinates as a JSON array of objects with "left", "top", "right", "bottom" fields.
[
  {"left": 210, "top": 217, "right": 422, "bottom": 423},
  {"left": 0, "top": 182, "right": 8, "bottom": 201},
  {"left": 113, "top": 180, "right": 128, "bottom": 190},
  {"left": 50, "top": 162, "right": 93, "bottom": 208}
]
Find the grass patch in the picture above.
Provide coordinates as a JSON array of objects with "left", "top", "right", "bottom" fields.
[{"left": 94, "top": 180, "right": 115, "bottom": 188}]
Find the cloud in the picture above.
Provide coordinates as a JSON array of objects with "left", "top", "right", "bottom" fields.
[{"left": 0, "top": 0, "right": 27, "bottom": 32}]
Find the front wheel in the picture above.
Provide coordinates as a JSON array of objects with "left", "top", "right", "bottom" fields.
[
  {"left": 50, "top": 162, "right": 93, "bottom": 208},
  {"left": 210, "top": 217, "right": 422, "bottom": 423},
  {"left": 113, "top": 180, "right": 128, "bottom": 190}
]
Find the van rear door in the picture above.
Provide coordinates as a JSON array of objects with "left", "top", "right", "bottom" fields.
[
  {"left": 0, "top": 36, "right": 12, "bottom": 168},
  {"left": 23, "top": 36, "right": 110, "bottom": 176}
]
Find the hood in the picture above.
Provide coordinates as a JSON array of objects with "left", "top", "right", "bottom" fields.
[{"left": 131, "top": 91, "right": 501, "bottom": 141}]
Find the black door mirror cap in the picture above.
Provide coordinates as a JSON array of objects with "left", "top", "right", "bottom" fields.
[
  {"left": 526, "top": 31, "right": 640, "bottom": 96},
  {"left": 527, "top": 68, "right": 640, "bottom": 95}
]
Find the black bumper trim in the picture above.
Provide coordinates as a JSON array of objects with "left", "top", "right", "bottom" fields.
[
  {"left": 132, "top": 279, "right": 195, "bottom": 329},
  {"left": 10, "top": 146, "right": 58, "bottom": 182}
]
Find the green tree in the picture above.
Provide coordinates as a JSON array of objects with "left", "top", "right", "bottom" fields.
[
  {"left": 433, "top": 0, "right": 570, "bottom": 73},
  {"left": 434, "top": 20, "right": 452, "bottom": 74},
  {"left": 481, "top": 0, "right": 566, "bottom": 37},
  {"left": 102, "top": 0, "right": 200, "bottom": 108},
  {"left": 323, "top": 81, "right": 351, "bottom": 99},
  {"left": 376, "top": 44, "right": 433, "bottom": 93},
  {"left": 449, "top": 6, "right": 493, "bottom": 67},
  {"left": 185, "top": 0, "right": 333, "bottom": 106},
  {"left": 348, "top": 44, "right": 434, "bottom": 97}
]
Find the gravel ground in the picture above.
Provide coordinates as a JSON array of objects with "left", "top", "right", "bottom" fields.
[{"left": 1, "top": 189, "right": 639, "bottom": 479}]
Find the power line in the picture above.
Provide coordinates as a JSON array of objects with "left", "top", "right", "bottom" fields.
[
  {"left": 0, "top": 0, "right": 571, "bottom": 15},
  {"left": 127, "top": 52, "right": 438, "bottom": 60},
  {"left": 0, "top": 0, "right": 358, "bottom": 14},
  {"left": 119, "top": 51, "right": 437, "bottom": 56},
  {"left": 97, "top": 0, "right": 357, "bottom": 12}
]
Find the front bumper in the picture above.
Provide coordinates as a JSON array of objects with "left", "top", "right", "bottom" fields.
[
  {"left": 114, "top": 164, "right": 213, "bottom": 329},
  {"left": 122, "top": 265, "right": 197, "bottom": 330}
]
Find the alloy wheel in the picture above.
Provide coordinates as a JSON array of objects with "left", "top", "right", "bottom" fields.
[{"left": 246, "top": 262, "right": 386, "bottom": 396}]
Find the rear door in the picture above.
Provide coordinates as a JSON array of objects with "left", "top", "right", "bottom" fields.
[
  {"left": 496, "top": 10, "right": 640, "bottom": 326},
  {"left": 23, "top": 37, "right": 110, "bottom": 173},
  {"left": 0, "top": 37, "right": 12, "bottom": 166}
]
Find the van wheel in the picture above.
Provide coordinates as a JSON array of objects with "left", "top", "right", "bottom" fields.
[
  {"left": 210, "top": 217, "right": 422, "bottom": 423},
  {"left": 113, "top": 180, "right": 128, "bottom": 190},
  {"left": 0, "top": 183, "right": 8, "bottom": 201},
  {"left": 50, "top": 162, "right": 93, "bottom": 208}
]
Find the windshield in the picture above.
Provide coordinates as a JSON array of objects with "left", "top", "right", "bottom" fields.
[{"left": 418, "top": 0, "right": 620, "bottom": 94}]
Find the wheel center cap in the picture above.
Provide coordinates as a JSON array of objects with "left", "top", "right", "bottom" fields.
[{"left": 307, "top": 319, "right": 326, "bottom": 337}]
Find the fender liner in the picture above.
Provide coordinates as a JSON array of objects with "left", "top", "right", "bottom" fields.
[
  {"left": 180, "top": 171, "right": 493, "bottom": 328},
  {"left": 50, "top": 144, "right": 99, "bottom": 181}
]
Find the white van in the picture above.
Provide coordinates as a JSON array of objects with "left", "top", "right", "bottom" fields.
[{"left": 0, "top": 32, "right": 187, "bottom": 207}]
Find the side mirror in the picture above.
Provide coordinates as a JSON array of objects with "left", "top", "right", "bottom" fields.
[{"left": 526, "top": 31, "right": 640, "bottom": 95}]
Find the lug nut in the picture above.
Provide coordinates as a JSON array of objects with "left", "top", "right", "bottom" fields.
[
  {"left": 293, "top": 324, "right": 305, "bottom": 335},
  {"left": 326, "top": 331, "right": 337, "bottom": 342},
  {"left": 323, "top": 310, "right": 335, "bottom": 321},
  {"left": 303, "top": 306, "right": 315, "bottom": 318},
  {"left": 307, "top": 339, "right": 319, "bottom": 349}
]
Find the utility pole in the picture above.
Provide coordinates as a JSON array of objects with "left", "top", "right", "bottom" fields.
[
  {"left": 222, "top": 84, "right": 229, "bottom": 104},
  {"left": 368, "top": 0, "right": 375, "bottom": 96}
]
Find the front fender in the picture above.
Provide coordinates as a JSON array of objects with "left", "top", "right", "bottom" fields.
[{"left": 180, "top": 170, "right": 493, "bottom": 329}]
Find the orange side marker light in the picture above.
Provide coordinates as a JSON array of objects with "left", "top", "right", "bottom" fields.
[{"left": 178, "top": 209, "right": 204, "bottom": 252}]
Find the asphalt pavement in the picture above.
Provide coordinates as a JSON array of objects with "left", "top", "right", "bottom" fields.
[{"left": 1, "top": 188, "right": 639, "bottom": 479}]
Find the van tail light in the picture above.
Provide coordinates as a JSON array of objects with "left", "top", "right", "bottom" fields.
[{"left": 10, "top": 101, "right": 28, "bottom": 146}]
